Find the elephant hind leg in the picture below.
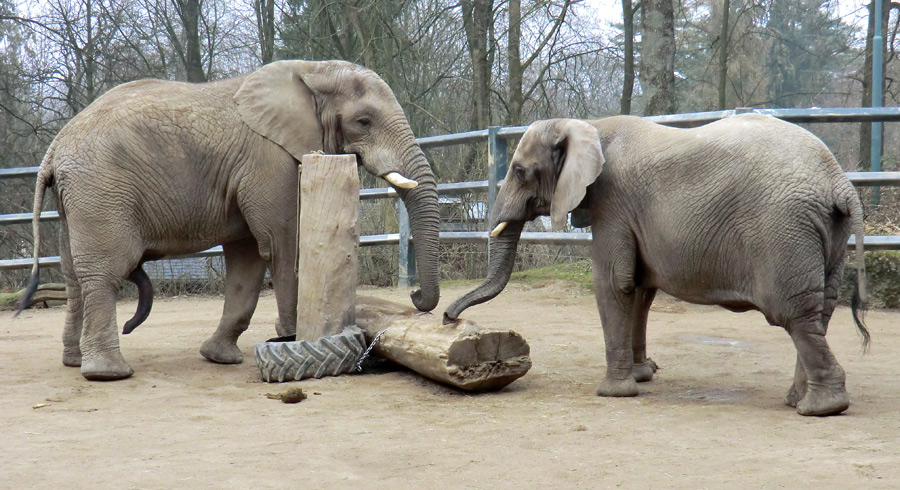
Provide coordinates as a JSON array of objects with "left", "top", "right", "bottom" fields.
[
  {"left": 67, "top": 216, "right": 141, "bottom": 380},
  {"left": 631, "top": 287, "right": 658, "bottom": 383},
  {"left": 79, "top": 280, "right": 134, "bottom": 380},
  {"left": 59, "top": 216, "right": 83, "bottom": 367},
  {"left": 784, "top": 290, "right": 849, "bottom": 416},
  {"left": 200, "top": 237, "right": 267, "bottom": 364},
  {"left": 786, "top": 263, "right": 843, "bottom": 408}
]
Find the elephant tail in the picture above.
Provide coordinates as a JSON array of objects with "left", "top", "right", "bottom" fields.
[
  {"left": 844, "top": 179, "right": 869, "bottom": 351},
  {"left": 15, "top": 156, "right": 54, "bottom": 317},
  {"left": 122, "top": 265, "right": 154, "bottom": 334}
]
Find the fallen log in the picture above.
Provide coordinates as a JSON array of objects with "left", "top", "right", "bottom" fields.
[
  {"left": 355, "top": 296, "right": 531, "bottom": 392},
  {"left": 1, "top": 283, "right": 67, "bottom": 310}
]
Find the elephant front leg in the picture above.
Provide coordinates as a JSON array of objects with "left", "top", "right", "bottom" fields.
[
  {"left": 631, "top": 287, "right": 658, "bottom": 383},
  {"left": 595, "top": 287, "right": 640, "bottom": 398},
  {"left": 200, "top": 238, "right": 267, "bottom": 364}
]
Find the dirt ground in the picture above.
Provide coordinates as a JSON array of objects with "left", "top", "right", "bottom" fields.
[{"left": 2, "top": 282, "right": 899, "bottom": 488}]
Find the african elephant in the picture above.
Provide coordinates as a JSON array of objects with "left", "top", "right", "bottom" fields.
[
  {"left": 19, "top": 60, "right": 441, "bottom": 381},
  {"left": 444, "top": 114, "right": 868, "bottom": 416}
]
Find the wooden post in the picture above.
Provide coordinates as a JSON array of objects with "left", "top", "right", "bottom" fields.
[{"left": 296, "top": 153, "right": 359, "bottom": 342}]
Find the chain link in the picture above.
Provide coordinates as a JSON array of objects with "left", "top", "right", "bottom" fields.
[{"left": 356, "top": 327, "right": 389, "bottom": 371}]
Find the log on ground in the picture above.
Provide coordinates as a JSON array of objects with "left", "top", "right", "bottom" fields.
[
  {"left": 1, "top": 283, "right": 67, "bottom": 311},
  {"left": 355, "top": 296, "right": 531, "bottom": 392}
]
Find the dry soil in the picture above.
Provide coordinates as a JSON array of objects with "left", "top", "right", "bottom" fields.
[{"left": 2, "top": 283, "right": 899, "bottom": 488}]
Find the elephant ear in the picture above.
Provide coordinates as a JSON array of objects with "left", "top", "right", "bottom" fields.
[
  {"left": 548, "top": 119, "right": 604, "bottom": 231},
  {"left": 234, "top": 61, "right": 325, "bottom": 161}
]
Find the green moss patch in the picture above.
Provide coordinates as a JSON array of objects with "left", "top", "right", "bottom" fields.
[
  {"left": 842, "top": 251, "right": 900, "bottom": 308},
  {"left": 509, "top": 260, "right": 593, "bottom": 291}
]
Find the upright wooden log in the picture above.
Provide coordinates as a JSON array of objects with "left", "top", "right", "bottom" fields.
[
  {"left": 355, "top": 296, "right": 532, "bottom": 391},
  {"left": 296, "top": 153, "right": 359, "bottom": 341}
]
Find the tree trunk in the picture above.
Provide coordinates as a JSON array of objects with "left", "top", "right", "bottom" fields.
[
  {"left": 717, "top": 0, "right": 730, "bottom": 110},
  {"left": 176, "top": 0, "right": 206, "bottom": 82},
  {"left": 620, "top": 0, "right": 635, "bottom": 115},
  {"left": 344, "top": 0, "right": 377, "bottom": 68},
  {"left": 461, "top": 0, "right": 492, "bottom": 131},
  {"left": 507, "top": 0, "right": 523, "bottom": 125},
  {"left": 859, "top": 0, "right": 892, "bottom": 170},
  {"left": 85, "top": 0, "right": 96, "bottom": 104},
  {"left": 254, "top": 0, "right": 275, "bottom": 64},
  {"left": 639, "top": 0, "right": 676, "bottom": 116}
]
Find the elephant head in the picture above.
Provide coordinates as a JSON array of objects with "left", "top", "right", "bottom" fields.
[
  {"left": 235, "top": 60, "right": 440, "bottom": 311},
  {"left": 444, "top": 119, "right": 604, "bottom": 321}
]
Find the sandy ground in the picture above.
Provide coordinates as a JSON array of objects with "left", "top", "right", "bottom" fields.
[{"left": 2, "top": 282, "right": 899, "bottom": 489}]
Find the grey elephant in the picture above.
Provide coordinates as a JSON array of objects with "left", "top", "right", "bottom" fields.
[
  {"left": 444, "top": 114, "right": 868, "bottom": 416},
  {"left": 18, "top": 60, "right": 442, "bottom": 381}
]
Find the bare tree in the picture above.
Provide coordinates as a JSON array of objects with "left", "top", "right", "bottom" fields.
[
  {"left": 620, "top": 0, "right": 636, "bottom": 114},
  {"left": 859, "top": 0, "right": 897, "bottom": 170},
  {"left": 461, "top": 0, "right": 494, "bottom": 130},
  {"left": 506, "top": 0, "right": 575, "bottom": 126},
  {"left": 253, "top": 0, "right": 275, "bottom": 64},
  {"left": 172, "top": 0, "right": 207, "bottom": 81},
  {"left": 640, "top": 0, "right": 676, "bottom": 115},
  {"left": 716, "top": 0, "right": 730, "bottom": 109}
]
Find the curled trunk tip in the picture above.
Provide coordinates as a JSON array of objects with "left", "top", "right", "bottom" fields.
[
  {"left": 443, "top": 221, "right": 524, "bottom": 321},
  {"left": 411, "top": 287, "right": 439, "bottom": 312}
]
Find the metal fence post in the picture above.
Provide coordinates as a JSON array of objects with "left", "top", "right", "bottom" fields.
[
  {"left": 871, "top": 0, "right": 885, "bottom": 205},
  {"left": 396, "top": 200, "right": 415, "bottom": 287},
  {"left": 487, "top": 126, "right": 509, "bottom": 228}
]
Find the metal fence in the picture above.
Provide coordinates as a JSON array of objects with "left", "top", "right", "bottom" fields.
[{"left": 3, "top": 106, "right": 900, "bottom": 286}]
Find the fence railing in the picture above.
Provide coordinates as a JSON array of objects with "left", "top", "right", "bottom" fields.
[{"left": 2, "top": 106, "right": 900, "bottom": 285}]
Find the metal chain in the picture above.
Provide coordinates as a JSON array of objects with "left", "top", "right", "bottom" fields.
[{"left": 356, "top": 327, "right": 389, "bottom": 372}]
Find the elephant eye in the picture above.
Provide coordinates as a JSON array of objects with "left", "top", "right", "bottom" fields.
[
  {"left": 514, "top": 165, "right": 527, "bottom": 183},
  {"left": 356, "top": 117, "right": 371, "bottom": 128}
]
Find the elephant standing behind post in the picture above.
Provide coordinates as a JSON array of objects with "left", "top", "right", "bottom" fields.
[
  {"left": 445, "top": 114, "right": 868, "bottom": 416},
  {"left": 18, "top": 60, "right": 442, "bottom": 381}
]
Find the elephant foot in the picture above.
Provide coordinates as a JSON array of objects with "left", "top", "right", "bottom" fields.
[
  {"left": 796, "top": 383, "right": 849, "bottom": 416},
  {"left": 597, "top": 377, "right": 640, "bottom": 397},
  {"left": 275, "top": 322, "right": 295, "bottom": 338},
  {"left": 632, "top": 358, "right": 658, "bottom": 383},
  {"left": 632, "top": 363, "right": 654, "bottom": 383},
  {"left": 81, "top": 353, "right": 134, "bottom": 381},
  {"left": 785, "top": 382, "right": 807, "bottom": 408},
  {"left": 62, "top": 347, "right": 82, "bottom": 367},
  {"left": 200, "top": 337, "right": 244, "bottom": 364}
]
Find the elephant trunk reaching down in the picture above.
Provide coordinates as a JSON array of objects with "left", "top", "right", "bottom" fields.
[
  {"left": 395, "top": 149, "right": 442, "bottom": 312},
  {"left": 443, "top": 220, "right": 525, "bottom": 322}
]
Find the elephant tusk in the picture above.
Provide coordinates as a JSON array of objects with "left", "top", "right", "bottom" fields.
[
  {"left": 384, "top": 172, "right": 418, "bottom": 189},
  {"left": 490, "top": 222, "right": 508, "bottom": 238}
]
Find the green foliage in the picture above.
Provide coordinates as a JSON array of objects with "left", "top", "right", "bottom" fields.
[
  {"left": 843, "top": 251, "right": 900, "bottom": 308},
  {"left": 673, "top": 0, "right": 858, "bottom": 112},
  {"left": 509, "top": 259, "right": 593, "bottom": 290}
]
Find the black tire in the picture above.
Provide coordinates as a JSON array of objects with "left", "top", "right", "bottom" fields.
[{"left": 254, "top": 326, "right": 366, "bottom": 382}]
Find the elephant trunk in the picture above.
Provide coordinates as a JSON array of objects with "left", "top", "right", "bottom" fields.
[
  {"left": 396, "top": 150, "right": 441, "bottom": 311},
  {"left": 443, "top": 220, "right": 525, "bottom": 322}
]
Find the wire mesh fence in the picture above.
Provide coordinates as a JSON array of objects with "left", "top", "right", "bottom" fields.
[{"left": 4, "top": 108, "right": 900, "bottom": 298}]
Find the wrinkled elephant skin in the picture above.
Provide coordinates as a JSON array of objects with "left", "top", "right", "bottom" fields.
[
  {"left": 19, "top": 60, "right": 441, "bottom": 380},
  {"left": 445, "top": 115, "right": 868, "bottom": 416}
]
